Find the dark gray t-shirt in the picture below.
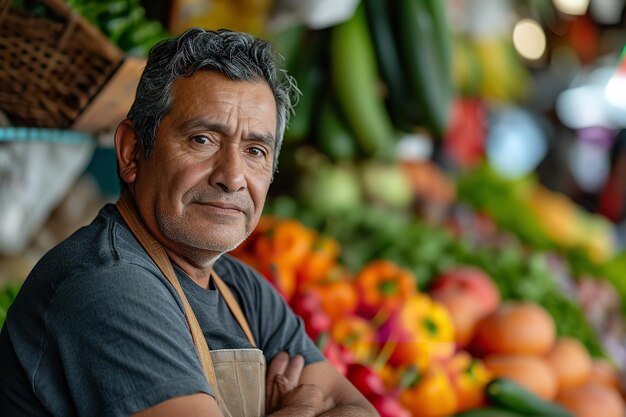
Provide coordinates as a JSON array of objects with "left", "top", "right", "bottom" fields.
[{"left": 0, "top": 204, "right": 323, "bottom": 417}]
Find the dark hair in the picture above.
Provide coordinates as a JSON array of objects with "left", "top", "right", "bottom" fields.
[{"left": 127, "top": 28, "right": 297, "bottom": 172}]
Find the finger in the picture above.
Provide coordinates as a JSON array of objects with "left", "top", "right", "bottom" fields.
[
  {"left": 282, "top": 354, "right": 305, "bottom": 384},
  {"left": 267, "top": 352, "right": 289, "bottom": 380},
  {"left": 266, "top": 352, "right": 289, "bottom": 407},
  {"left": 269, "top": 374, "right": 289, "bottom": 412}
]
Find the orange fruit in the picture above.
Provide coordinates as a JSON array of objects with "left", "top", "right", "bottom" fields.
[
  {"left": 471, "top": 302, "right": 556, "bottom": 356},
  {"left": 587, "top": 359, "right": 622, "bottom": 391},
  {"left": 557, "top": 383, "right": 625, "bottom": 417},
  {"left": 483, "top": 354, "right": 558, "bottom": 400},
  {"left": 545, "top": 337, "right": 592, "bottom": 391}
]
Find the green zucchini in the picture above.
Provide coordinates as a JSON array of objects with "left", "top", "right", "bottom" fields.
[
  {"left": 423, "top": 0, "right": 453, "bottom": 82},
  {"left": 316, "top": 95, "right": 357, "bottom": 162},
  {"left": 330, "top": 5, "right": 396, "bottom": 159},
  {"left": 284, "top": 31, "right": 325, "bottom": 143},
  {"left": 393, "top": 0, "right": 453, "bottom": 138},
  {"left": 453, "top": 407, "right": 532, "bottom": 417},
  {"left": 271, "top": 23, "right": 307, "bottom": 75},
  {"left": 486, "top": 378, "right": 573, "bottom": 417},
  {"left": 362, "top": 0, "right": 422, "bottom": 130}
]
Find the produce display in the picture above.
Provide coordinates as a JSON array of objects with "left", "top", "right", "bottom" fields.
[
  {"left": 273, "top": 0, "right": 455, "bottom": 163},
  {"left": 230, "top": 214, "right": 625, "bottom": 416},
  {"left": 1, "top": 1, "right": 624, "bottom": 416},
  {"left": 271, "top": 0, "right": 531, "bottom": 165}
]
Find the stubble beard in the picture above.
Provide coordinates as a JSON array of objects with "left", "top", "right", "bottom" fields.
[{"left": 156, "top": 208, "right": 251, "bottom": 264}]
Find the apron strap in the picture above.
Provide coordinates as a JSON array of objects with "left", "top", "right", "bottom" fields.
[
  {"left": 211, "top": 272, "right": 257, "bottom": 347},
  {"left": 116, "top": 191, "right": 222, "bottom": 404}
]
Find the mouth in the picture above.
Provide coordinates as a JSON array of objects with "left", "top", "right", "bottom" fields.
[{"left": 196, "top": 201, "right": 245, "bottom": 213}]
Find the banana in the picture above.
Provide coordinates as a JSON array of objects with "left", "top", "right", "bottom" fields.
[{"left": 330, "top": 5, "right": 396, "bottom": 159}]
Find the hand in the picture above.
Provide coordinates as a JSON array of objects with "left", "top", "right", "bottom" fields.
[
  {"left": 268, "top": 382, "right": 332, "bottom": 417},
  {"left": 265, "top": 352, "right": 304, "bottom": 414}
]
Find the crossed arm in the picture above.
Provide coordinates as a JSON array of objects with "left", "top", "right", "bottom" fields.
[
  {"left": 132, "top": 353, "right": 378, "bottom": 417},
  {"left": 265, "top": 352, "right": 378, "bottom": 416}
]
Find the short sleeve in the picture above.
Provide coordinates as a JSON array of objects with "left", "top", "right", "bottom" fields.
[{"left": 39, "top": 264, "right": 212, "bottom": 417}]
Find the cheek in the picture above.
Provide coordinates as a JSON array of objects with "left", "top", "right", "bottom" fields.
[
  {"left": 165, "top": 160, "right": 208, "bottom": 202},
  {"left": 248, "top": 175, "right": 271, "bottom": 210}
]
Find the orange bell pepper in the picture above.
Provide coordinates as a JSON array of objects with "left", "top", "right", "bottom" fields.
[
  {"left": 446, "top": 351, "right": 492, "bottom": 412},
  {"left": 330, "top": 314, "right": 377, "bottom": 363},
  {"left": 304, "top": 266, "right": 358, "bottom": 322},
  {"left": 354, "top": 260, "right": 417, "bottom": 318},
  {"left": 254, "top": 219, "right": 315, "bottom": 268},
  {"left": 296, "top": 235, "right": 341, "bottom": 285},
  {"left": 399, "top": 363, "right": 458, "bottom": 417}
]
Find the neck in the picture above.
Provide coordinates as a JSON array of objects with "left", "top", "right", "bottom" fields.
[
  {"left": 165, "top": 247, "right": 221, "bottom": 289},
  {"left": 120, "top": 187, "right": 221, "bottom": 289}
]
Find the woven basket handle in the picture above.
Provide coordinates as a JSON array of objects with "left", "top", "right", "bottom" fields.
[
  {"left": 57, "top": 9, "right": 78, "bottom": 51},
  {"left": 0, "top": 0, "right": 9, "bottom": 25},
  {"left": 2, "top": 0, "right": 120, "bottom": 62},
  {"left": 42, "top": 0, "right": 119, "bottom": 60}
]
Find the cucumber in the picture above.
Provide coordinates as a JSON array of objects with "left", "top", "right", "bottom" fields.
[
  {"left": 486, "top": 378, "right": 573, "bottom": 417},
  {"left": 423, "top": 0, "right": 453, "bottom": 82},
  {"left": 362, "top": 0, "right": 422, "bottom": 130},
  {"left": 284, "top": 31, "right": 325, "bottom": 143},
  {"left": 330, "top": 5, "right": 396, "bottom": 159},
  {"left": 316, "top": 95, "right": 357, "bottom": 162},
  {"left": 271, "top": 23, "right": 307, "bottom": 75},
  {"left": 392, "top": 0, "right": 453, "bottom": 138},
  {"left": 284, "top": 60, "right": 323, "bottom": 143},
  {"left": 453, "top": 407, "right": 532, "bottom": 417}
]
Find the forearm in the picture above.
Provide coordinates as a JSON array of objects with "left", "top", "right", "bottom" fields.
[
  {"left": 317, "top": 404, "right": 379, "bottom": 417},
  {"left": 268, "top": 404, "right": 377, "bottom": 417},
  {"left": 267, "top": 404, "right": 317, "bottom": 417},
  {"left": 265, "top": 361, "right": 379, "bottom": 417}
]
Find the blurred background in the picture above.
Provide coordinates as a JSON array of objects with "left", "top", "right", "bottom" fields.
[{"left": 1, "top": 0, "right": 626, "bottom": 415}]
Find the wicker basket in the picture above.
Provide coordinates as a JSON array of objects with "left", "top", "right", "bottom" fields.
[{"left": 0, "top": 0, "right": 123, "bottom": 128}]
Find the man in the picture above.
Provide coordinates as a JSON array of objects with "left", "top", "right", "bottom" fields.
[{"left": 0, "top": 28, "right": 378, "bottom": 417}]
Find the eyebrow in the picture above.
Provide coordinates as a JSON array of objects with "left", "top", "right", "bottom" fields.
[{"left": 179, "top": 118, "right": 276, "bottom": 147}]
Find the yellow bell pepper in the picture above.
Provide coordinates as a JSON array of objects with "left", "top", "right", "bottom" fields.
[{"left": 381, "top": 294, "right": 455, "bottom": 370}]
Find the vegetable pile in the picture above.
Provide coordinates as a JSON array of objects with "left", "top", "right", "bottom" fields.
[{"left": 230, "top": 215, "right": 625, "bottom": 416}]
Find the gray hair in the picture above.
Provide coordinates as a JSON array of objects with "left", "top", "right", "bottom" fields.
[{"left": 127, "top": 28, "right": 298, "bottom": 172}]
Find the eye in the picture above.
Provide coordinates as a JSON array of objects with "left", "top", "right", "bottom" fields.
[
  {"left": 192, "top": 135, "right": 210, "bottom": 145},
  {"left": 247, "top": 146, "right": 267, "bottom": 157}
]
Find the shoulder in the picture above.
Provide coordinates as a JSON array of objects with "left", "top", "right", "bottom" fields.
[
  {"left": 31, "top": 203, "right": 158, "bottom": 284},
  {"left": 8, "top": 204, "right": 180, "bottom": 344}
]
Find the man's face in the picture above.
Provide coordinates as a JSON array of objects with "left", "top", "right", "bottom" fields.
[{"left": 133, "top": 71, "right": 277, "bottom": 258}]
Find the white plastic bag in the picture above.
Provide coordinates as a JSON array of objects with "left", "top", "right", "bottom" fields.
[{"left": 0, "top": 130, "right": 94, "bottom": 254}]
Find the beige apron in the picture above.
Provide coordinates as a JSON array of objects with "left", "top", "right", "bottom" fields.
[{"left": 117, "top": 192, "right": 266, "bottom": 417}]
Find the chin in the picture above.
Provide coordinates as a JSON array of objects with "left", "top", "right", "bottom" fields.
[{"left": 159, "top": 216, "right": 248, "bottom": 254}]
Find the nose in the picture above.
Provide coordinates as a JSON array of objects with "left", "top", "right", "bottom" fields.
[{"left": 208, "top": 145, "right": 246, "bottom": 193}]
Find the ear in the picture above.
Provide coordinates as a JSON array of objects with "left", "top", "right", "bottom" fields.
[{"left": 115, "top": 119, "right": 142, "bottom": 185}]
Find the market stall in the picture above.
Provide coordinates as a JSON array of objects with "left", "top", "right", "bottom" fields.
[{"left": 1, "top": 0, "right": 626, "bottom": 416}]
